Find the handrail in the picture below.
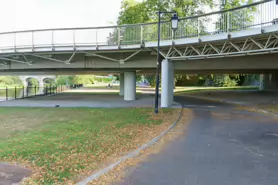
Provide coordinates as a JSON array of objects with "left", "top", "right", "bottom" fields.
[
  {"left": 181, "top": 0, "right": 273, "bottom": 20},
  {"left": 0, "top": 0, "right": 273, "bottom": 34},
  {"left": 0, "top": 0, "right": 276, "bottom": 53}
]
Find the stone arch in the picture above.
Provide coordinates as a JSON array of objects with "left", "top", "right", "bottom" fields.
[
  {"left": 20, "top": 76, "right": 56, "bottom": 96},
  {"left": 25, "top": 77, "right": 40, "bottom": 87},
  {"left": 43, "top": 77, "right": 56, "bottom": 86},
  {"left": 20, "top": 76, "right": 56, "bottom": 87}
]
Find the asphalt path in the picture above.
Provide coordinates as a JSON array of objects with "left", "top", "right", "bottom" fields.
[{"left": 114, "top": 95, "right": 278, "bottom": 185}]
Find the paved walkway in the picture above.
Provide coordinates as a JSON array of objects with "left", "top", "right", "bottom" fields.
[
  {"left": 183, "top": 90, "right": 278, "bottom": 106},
  {"left": 0, "top": 89, "right": 179, "bottom": 108},
  {"left": 114, "top": 96, "right": 278, "bottom": 185},
  {"left": 0, "top": 163, "right": 32, "bottom": 185}
]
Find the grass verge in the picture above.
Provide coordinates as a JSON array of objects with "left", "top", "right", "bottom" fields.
[
  {"left": 258, "top": 104, "right": 278, "bottom": 115},
  {"left": 0, "top": 107, "right": 180, "bottom": 184},
  {"left": 89, "top": 108, "right": 192, "bottom": 185},
  {"left": 238, "top": 104, "right": 278, "bottom": 116},
  {"left": 174, "top": 86, "right": 258, "bottom": 94}
]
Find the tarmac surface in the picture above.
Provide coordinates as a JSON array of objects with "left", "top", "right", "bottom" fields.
[
  {"left": 114, "top": 95, "right": 278, "bottom": 185},
  {"left": 1, "top": 89, "right": 278, "bottom": 185}
]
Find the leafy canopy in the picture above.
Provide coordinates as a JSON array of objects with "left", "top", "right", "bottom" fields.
[{"left": 118, "top": 0, "right": 215, "bottom": 25}]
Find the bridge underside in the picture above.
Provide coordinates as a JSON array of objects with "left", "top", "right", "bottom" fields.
[
  {"left": 1, "top": 27, "right": 278, "bottom": 106},
  {"left": 0, "top": 52, "right": 277, "bottom": 75},
  {"left": 0, "top": 29, "right": 277, "bottom": 75}
]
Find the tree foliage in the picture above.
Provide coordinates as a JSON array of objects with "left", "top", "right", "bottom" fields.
[
  {"left": 117, "top": 0, "right": 256, "bottom": 87},
  {"left": 118, "top": 0, "right": 214, "bottom": 25},
  {"left": 0, "top": 76, "right": 22, "bottom": 86},
  {"left": 115, "top": 0, "right": 216, "bottom": 43},
  {"left": 55, "top": 75, "right": 95, "bottom": 86},
  {"left": 212, "top": 74, "right": 238, "bottom": 87},
  {"left": 216, "top": 0, "right": 255, "bottom": 32}
]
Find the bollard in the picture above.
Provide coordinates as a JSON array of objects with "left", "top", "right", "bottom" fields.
[
  {"left": 34, "top": 86, "right": 36, "bottom": 96},
  {"left": 26, "top": 86, "right": 29, "bottom": 97},
  {"left": 15, "top": 87, "right": 17, "bottom": 99},
  {"left": 22, "top": 86, "right": 24, "bottom": 99},
  {"left": 6, "top": 87, "right": 8, "bottom": 101}
]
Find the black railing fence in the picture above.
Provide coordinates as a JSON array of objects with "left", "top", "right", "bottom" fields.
[{"left": 0, "top": 85, "right": 72, "bottom": 102}]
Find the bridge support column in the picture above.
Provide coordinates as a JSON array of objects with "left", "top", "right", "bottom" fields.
[
  {"left": 124, "top": 71, "right": 136, "bottom": 101},
  {"left": 119, "top": 73, "right": 124, "bottom": 96},
  {"left": 259, "top": 73, "right": 278, "bottom": 91},
  {"left": 161, "top": 59, "right": 174, "bottom": 108},
  {"left": 259, "top": 74, "right": 265, "bottom": 91}
]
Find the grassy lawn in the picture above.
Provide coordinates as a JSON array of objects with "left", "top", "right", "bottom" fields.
[
  {"left": 83, "top": 84, "right": 119, "bottom": 89},
  {"left": 174, "top": 86, "right": 258, "bottom": 94},
  {"left": 0, "top": 85, "right": 23, "bottom": 89},
  {"left": 0, "top": 107, "right": 179, "bottom": 184}
]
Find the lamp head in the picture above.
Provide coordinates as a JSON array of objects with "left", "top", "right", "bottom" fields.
[{"left": 171, "top": 13, "right": 179, "bottom": 31}]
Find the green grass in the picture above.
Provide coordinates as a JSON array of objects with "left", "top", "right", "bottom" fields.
[
  {"left": 0, "top": 85, "right": 23, "bottom": 89},
  {"left": 63, "top": 91, "right": 143, "bottom": 95},
  {"left": 0, "top": 107, "right": 174, "bottom": 184},
  {"left": 83, "top": 84, "right": 119, "bottom": 89},
  {"left": 174, "top": 86, "right": 258, "bottom": 94},
  {"left": 64, "top": 91, "right": 120, "bottom": 95}
]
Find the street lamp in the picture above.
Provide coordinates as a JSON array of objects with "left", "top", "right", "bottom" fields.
[
  {"left": 154, "top": 12, "right": 179, "bottom": 114},
  {"left": 171, "top": 13, "right": 179, "bottom": 31}
]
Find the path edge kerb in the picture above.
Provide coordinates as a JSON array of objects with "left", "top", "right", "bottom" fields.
[{"left": 77, "top": 102, "right": 184, "bottom": 185}]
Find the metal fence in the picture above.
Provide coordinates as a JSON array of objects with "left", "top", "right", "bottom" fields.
[
  {"left": 0, "top": 0, "right": 276, "bottom": 50},
  {"left": 0, "top": 85, "right": 70, "bottom": 102}
]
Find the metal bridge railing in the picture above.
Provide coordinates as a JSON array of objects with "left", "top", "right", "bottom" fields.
[{"left": 0, "top": 0, "right": 276, "bottom": 50}]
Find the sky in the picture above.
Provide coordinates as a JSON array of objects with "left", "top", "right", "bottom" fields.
[
  {"left": 0, "top": 0, "right": 123, "bottom": 32},
  {"left": 0, "top": 0, "right": 276, "bottom": 46}
]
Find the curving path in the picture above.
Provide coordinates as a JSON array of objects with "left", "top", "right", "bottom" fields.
[{"left": 114, "top": 96, "right": 278, "bottom": 185}]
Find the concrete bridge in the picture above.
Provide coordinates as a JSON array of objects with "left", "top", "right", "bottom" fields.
[
  {"left": 18, "top": 76, "right": 56, "bottom": 96},
  {"left": 0, "top": 0, "right": 277, "bottom": 106},
  {"left": 19, "top": 76, "right": 56, "bottom": 87}
]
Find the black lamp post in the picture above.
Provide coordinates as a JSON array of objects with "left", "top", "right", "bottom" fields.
[{"left": 154, "top": 12, "right": 179, "bottom": 114}]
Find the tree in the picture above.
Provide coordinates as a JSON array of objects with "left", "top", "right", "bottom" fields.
[
  {"left": 212, "top": 74, "right": 238, "bottom": 87},
  {"left": 118, "top": 0, "right": 150, "bottom": 25},
  {"left": 117, "top": 0, "right": 256, "bottom": 87},
  {"left": 0, "top": 76, "right": 22, "bottom": 86},
  {"left": 55, "top": 75, "right": 95, "bottom": 86},
  {"left": 27, "top": 78, "right": 39, "bottom": 86},
  {"left": 116, "top": 0, "right": 215, "bottom": 44},
  {"left": 216, "top": 0, "right": 255, "bottom": 33},
  {"left": 56, "top": 76, "right": 71, "bottom": 86},
  {"left": 116, "top": 0, "right": 216, "bottom": 83},
  {"left": 145, "top": 75, "right": 156, "bottom": 87}
]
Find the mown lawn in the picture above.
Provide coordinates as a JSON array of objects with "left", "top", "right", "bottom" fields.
[
  {"left": 0, "top": 107, "right": 179, "bottom": 184},
  {"left": 174, "top": 86, "right": 258, "bottom": 94}
]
